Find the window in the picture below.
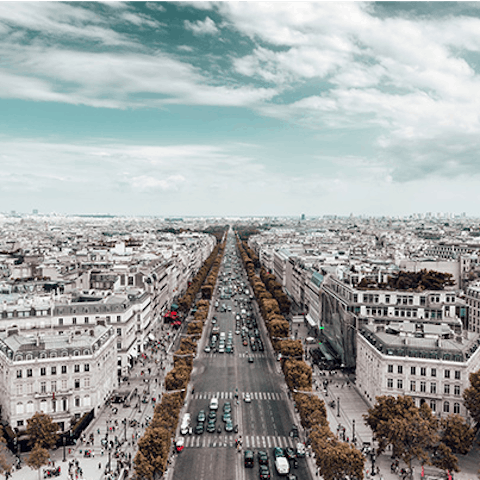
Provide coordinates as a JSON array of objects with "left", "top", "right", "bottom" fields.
[
  {"left": 40, "top": 367, "right": 46, "bottom": 376},
  {"left": 40, "top": 381, "right": 46, "bottom": 393},
  {"left": 17, "top": 384, "right": 23, "bottom": 395},
  {"left": 59, "top": 318, "right": 63, "bottom": 326},
  {"left": 84, "top": 377, "right": 90, "bottom": 388},
  {"left": 398, "top": 365, "right": 403, "bottom": 374},
  {"left": 61, "top": 379, "right": 67, "bottom": 390},
  {"left": 106, "top": 315, "right": 111, "bottom": 323},
  {"left": 444, "top": 384, "right": 450, "bottom": 395},
  {"left": 74, "top": 364, "right": 80, "bottom": 373},
  {"left": 51, "top": 381, "right": 56, "bottom": 392},
  {"left": 455, "top": 371, "right": 461, "bottom": 380},
  {"left": 444, "top": 370, "right": 450, "bottom": 379},
  {"left": 397, "top": 379, "right": 403, "bottom": 389},
  {"left": 443, "top": 401, "right": 450, "bottom": 413},
  {"left": 117, "top": 315, "right": 121, "bottom": 322},
  {"left": 388, "top": 364, "right": 394, "bottom": 373},
  {"left": 117, "top": 342, "right": 122, "bottom": 350},
  {"left": 420, "top": 381, "right": 426, "bottom": 392},
  {"left": 429, "top": 400, "right": 436, "bottom": 412},
  {"left": 74, "top": 379, "right": 80, "bottom": 389},
  {"left": 431, "top": 368, "right": 437, "bottom": 377},
  {"left": 84, "top": 317, "right": 89, "bottom": 324},
  {"left": 27, "top": 383, "right": 33, "bottom": 394},
  {"left": 16, "top": 370, "right": 22, "bottom": 378},
  {"left": 410, "top": 381, "right": 416, "bottom": 392},
  {"left": 453, "top": 402, "right": 460, "bottom": 414},
  {"left": 117, "top": 328, "right": 122, "bottom": 336},
  {"left": 75, "top": 397, "right": 80, "bottom": 407},
  {"left": 17, "top": 420, "right": 24, "bottom": 427},
  {"left": 84, "top": 364, "right": 90, "bottom": 372},
  {"left": 72, "top": 317, "right": 77, "bottom": 325},
  {"left": 430, "top": 382, "right": 437, "bottom": 394},
  {"left": 61, "top": 365, "right": 67, "bottom": 374},
  {"left": 387, "top": 378, "right": 393, "bottom": 388},
  {"left": 421, "top": 367, "right": 426, "bottom": 376},
  {"left": 51, "top": 366, "right": 56, "bottom": 375},
  {"left": 454, "top": 385, "right": 460, "bottom": 396},
  {"left": 27, "top": 369, "right": 32, "bottom": 377},
  {"left": 411, "top": 366, "right": 416, "bottom": 375}
]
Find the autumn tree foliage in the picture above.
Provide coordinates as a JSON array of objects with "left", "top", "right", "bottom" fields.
[
  {"left": 0, "top": 429, "right": 13, "bottom": 477},
  {"left": 26, "top": 412, "right": 58, "bottom": 450},
  {"left": 294, "top": 393, "right": 328, "bottom": 430},
  {"left": 282, "top": 358, "right": 312, "bottom": 392},
  {"left": 277, "top": 339, "right": 303, "bottom": 359},
  {"left": 439, "top": 414, "right": 474, "bottom": 455},
  {"left": 26, "top": 442, "right": 50, "bottom": 479},
  {"left": 365, "top": 396, "right": 440, "bottom": 470},
  {"left": 316, "top": 438, "right": 365, "bottom": 480},
  {"left": 463, "top": 369, "right": 480, "bottom": 426},
  {"left": 187, "top": 321, "right": 203, "bottom": 335},
  {"left": 134, "top": 426, "right": 170, "bottom": 480}
]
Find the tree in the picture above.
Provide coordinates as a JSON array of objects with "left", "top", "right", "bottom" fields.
[
  {"left": 463, "top": 370, "right": 480, "bottom": 427},
  {"left": 365, "top": 397, "right": 439, "bottom": 473},
  {"left": 278, "top": 339, "right": 304, "bottom": 359},
  {"left": 431, "top": 442, "right": 459, "bottom": 474},
  {"left": 440, "top": 414, "right": 474, "bottom": 455},
  {"left": 26, "top": 412, "right": 58, "bottom": 450},
  {"left": 134, "top": 426, "right": 170, "bottom": 480},
  {"left": 26, "top": 443, "right": 50, "bottom": 480},
  {"left": 316, "top": 438, "right": 365, "bottom": 480},
  {"left": 283, "top": 359, "right": 312, "bottom": 391},
  {"left": 0, "top": 429, "right": 13, "bottom": 478}
]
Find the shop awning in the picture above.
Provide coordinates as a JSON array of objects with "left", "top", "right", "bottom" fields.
[{"left": 306, "top": 314, "right": 317, "bottom": 328}]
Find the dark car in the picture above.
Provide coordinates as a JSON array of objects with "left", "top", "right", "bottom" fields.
[
  {"left": 285, "top": 447, "right": 296, "bottom": 460},
  {"left": 208, "top": 410, "right": 217, "bottom": 420},
  {"left": 273, "top": 447, "right": 284, "bottom": 458},
  {"left": 259, "top": 465, "right": 271, "bottom": 479},
  {"left": 258, "top": 450, "right": 268, "bottom": 465},
  {"left": 244, "top": 450, "right": 254, "bottom": 468},
  {"left": 194, "top": 423, "right": 204, "bottom": 434},
  {"left": 206, "top": 420, "right": 216, "bottom": 433},
  {"left": 223, "top": 402, "right": 232, "bottom": 413}
]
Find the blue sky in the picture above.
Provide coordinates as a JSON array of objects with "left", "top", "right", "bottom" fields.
[{"left": 1, "top": 1, "right": 480, "bottom": 217}]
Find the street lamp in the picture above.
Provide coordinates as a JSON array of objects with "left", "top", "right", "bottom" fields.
[
  {"left": 62, "top": 435, "right": 66, "bottom": 462},
  {"left": 352, "top": 419, "right": 356, "bottom": 443},
  {"left": 337, "top": 396, "right": 340, "bottom": 417},
  {"left": 370, "top": 451, "right": 376, "bottom": 476}
]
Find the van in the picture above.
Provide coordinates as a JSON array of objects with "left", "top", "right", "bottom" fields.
[{"left": 210, "top": 398, "right": 218, "bottom": 410}]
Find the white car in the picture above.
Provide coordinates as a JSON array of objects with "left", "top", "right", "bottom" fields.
[
  {"left": 244, "top": 393, "right": 251, "bottom": 403},
  {"left": 204, "top": 345, "right": 211, "bottom": 353}
]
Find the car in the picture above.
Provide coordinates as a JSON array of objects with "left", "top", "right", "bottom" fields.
[
  {"left": 258, "top": 451, "right": 268, "bottom": 465},
  {"left": 225, "top": 421, "right": 234, "bottom": 432},
  {"left": 223, "top": 401, "right": 232, "bottom": 413},
  {"left": 194, "top": 423, "right": 204, "bottom": 434},
  {"left": 259, "top": 464, "right": 271, "bottom": 480},
  {"left": 197, "top": 410, "right": 206, "bottom": 422},
  {"left": 222, "top": 412, "right": 232, "bottom": 422},
  {"left": 244, "top": 450, "right": 254, "bottom": 468},
  {"left": 285, "top": 447, "right": 296, "bottom": 460},
  {"left": 273, "top": 447, "right": 284, "bottom": 458},
  {"left": 210, "top": 398, "right": 219, "bottom": 410},
  {"left": 287, "top": 475, "right": 297, "bottom": 480},
  {"left": 218, "top": 346, "right": 225, "bottom": 353},
  {"left": 258, "top": 342, "right": 264, "bottom": 352},
  {"left": 208, "top": 410, "right": 217, "bottom": 420},
  {"left": 248, "top": 356, "right": 254, "bottom": 363},
  {"left": 206, "top": 420, "right": 216, "bottom": 433},
  {"left": 175, "top": 437, "right": 184, "bottom": 453},
  {"left": 296, "top": 443, "right": 306, "bottom": 458},
  {"left": 243, "top": 339, "right": 248, "bottom": 346},
  {"left": 290, "top": 425, "right": 299, "bottom": 438},
  {"left": 244, "top": 393, "right": 252, "bottom": 403},
  {"left": 250, "top": 343, "right": 257, "bottom": 351},
  {"left": 225, "top": 345, "right": 232, "bottom": 354},
  {"left": 204, "top": 345, "right": 211, "bottom": 353}
]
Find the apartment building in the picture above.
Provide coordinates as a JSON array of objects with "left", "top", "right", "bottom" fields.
[
  {"left": 0, "top": 324, "right": 116, "bottom": 431},
  {"left": 356, "top": 321, "right": 480, "bottom": 420}
]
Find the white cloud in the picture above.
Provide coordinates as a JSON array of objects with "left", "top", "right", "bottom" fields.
[
  {"left": 184, "top": 16, "right": 219, "bottom": 35},
  {"left": 130, "top": 175, "right": 186, "bottom": 191},
  {"left": 0, "top": 44, "right": 278, "bottom": 108},
  {"left": 0, "top": 2, "right": 135, "bottom": 46},
  {"left": 145, "top": 3, "right": 166, "bottom": 12}
]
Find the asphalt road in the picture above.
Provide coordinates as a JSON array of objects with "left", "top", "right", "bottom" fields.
[{"left": 171, "top": 233, "right": 313, "bottom": 480}]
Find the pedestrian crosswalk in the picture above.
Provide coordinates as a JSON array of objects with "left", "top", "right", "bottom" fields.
[
  {"left": 203, "top": 353, "right": 266, "bottom": 359},
  {"left": 183, "top": 434, "right": 295, "bottom": 449},
  {"left": 193, "top": 391, "right": 284, "bottom": 400}
]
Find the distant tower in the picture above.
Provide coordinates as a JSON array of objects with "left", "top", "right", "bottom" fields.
[
  {"left": 32, "top": 209, "right": 38, "bottom": 215},
  {"left": 301, "top": 213, "right": 305, "bottom": 221}
]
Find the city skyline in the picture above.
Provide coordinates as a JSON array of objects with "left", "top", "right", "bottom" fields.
[{"left": 1, "top": 2, "right": 480, "bottom": 217}]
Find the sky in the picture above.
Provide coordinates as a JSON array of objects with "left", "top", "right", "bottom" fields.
[{"left": 1, "top": 1, "right": 480, "bottom": 217}]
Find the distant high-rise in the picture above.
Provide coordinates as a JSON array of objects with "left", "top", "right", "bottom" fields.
[
  {"left": 32, "top": 209, "right": 38, "bottom": 215},
  {"left": 301, "top": 213, "right": 305, "bottom": 221}
]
